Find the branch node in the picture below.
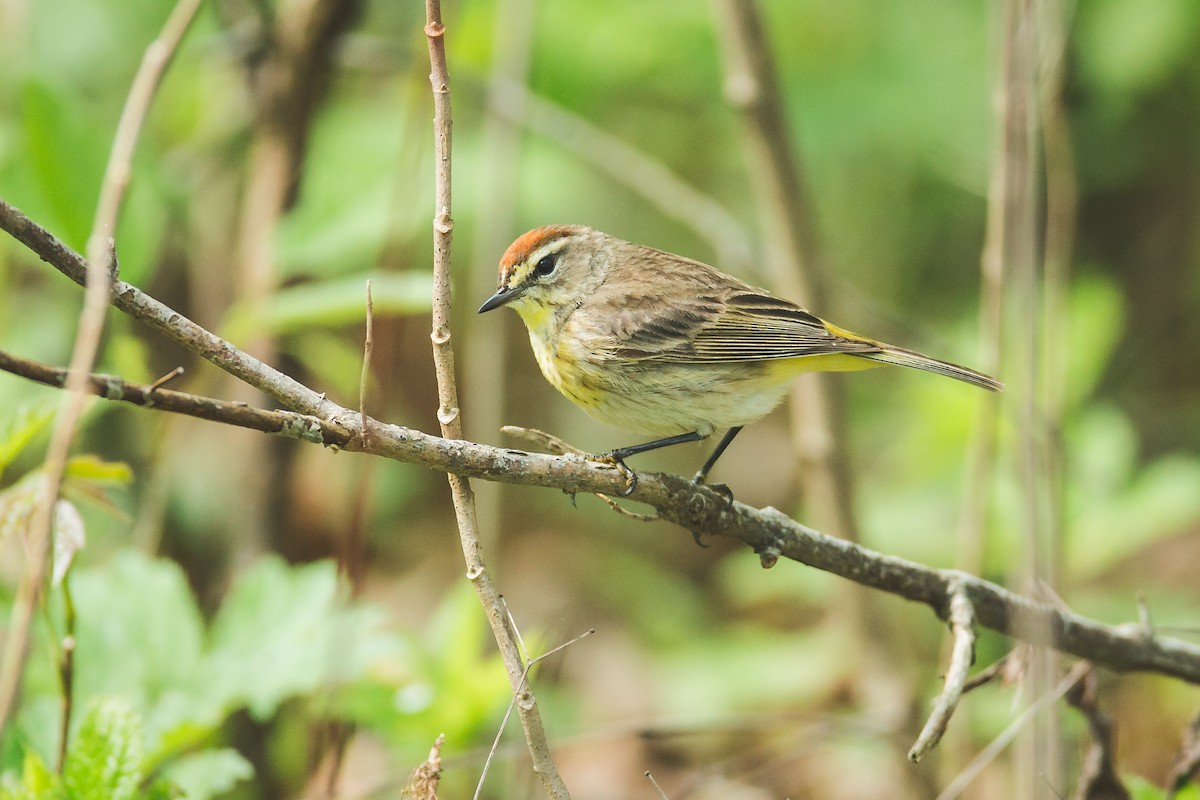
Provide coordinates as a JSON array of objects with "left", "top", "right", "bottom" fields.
[
  {"left": 431, "top": 327, "right": 451, "bottom": 346},
  {"left": 424, "top": 20, "right": 445, "bottom": 38},
  {"left": 465, "top": 564, "right": 483, "bottom": 581},
  {"left": 722, "top": 73, "right": 759, "bottom": 108},
  {"left": 436, "top": 405, "right": 460, "bottom": 425},
  {"left": 433, "top": 213, "right": 453, "bottom": 234},
  {"left": 102, "top": 376, "right": 125, "bottom": 400},
  {"left": 755, "top": 539, "right": 781, "bottom": 569}
]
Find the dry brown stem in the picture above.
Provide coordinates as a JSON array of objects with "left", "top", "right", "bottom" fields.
[
  {"left": 422, "top": 4, "right": 571, "bottom": 797},
  {"left": 0, "top": 0, "right": 205, "bottom": 736}
]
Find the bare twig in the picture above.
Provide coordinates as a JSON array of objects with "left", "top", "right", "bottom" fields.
[
  {"left": 422, "top": 5, "right": 571, "bottom": 798},
  {"left": 1065, "top": 668, "right": 1131, "bottom": 800},
  {"left": 645, "top": 771, "right": 671, "bottom": 800},
  {"left": 709, "top": 0, "right": 862, "bottom": 580},
  {"left": 54, "top": 576, "right": 78, "bottom": 773},
  {"left": 501, "top": 425, "right": 587, "bottom": 457},
  {"left": 474, "top": 629, "right": 595, "bottom": 800},
  {"left": 490, "top": 81, "right": 752, "bottom": 271},
  {"left": 936, "top": 661, "right": 1090, "bottom": 800},
  {"left": 910, "top": 582, "right": 977, "bottom": 761},
  {"left": 0, "top": 0, "right": 204, "bottom": 735},
  {"left": 994, "top": 0, "right": 1064, "bottom": 790},
  {"left": 359, "top": 280, "right": 374, "bottom": 447},
  {"left": 148, "top": 366, "right": 185, "bottom": 391},
  {"left": 0, "top": 198, "right": 342, "bottom": 417},
  {"left": 962, "top": 647, "right": 1027, "bottom": 694},
  {"left": 0, "top": 350, "right": 350, "bottom": 446},
  {"left": 501, "top": 426, "right": 659, "bottom": 521},
  {"left": 5, "top": 197, "right": 1200, "bottom": 687},
  {"left": 1167, "top": 712, "right": 1200, "bottom": 799},
  {"left": 91, "top": 0, "right": 205, "bottom": 255}
]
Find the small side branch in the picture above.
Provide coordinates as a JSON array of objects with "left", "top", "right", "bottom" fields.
[
  {"left": 910, "top": 581, "right": 977, "bottom": 761},
  {"left": 0, "top": 351, "right": 351, "bottom": 447},
  {"left": 936, "top": 661, "right": 1091, "bottom": 800},
  {"left": 1167, "top": 712, "right": 1200, "bottom": 799},
  {"left": 0, "top": 197, "right": 342, "bottom": 421}
]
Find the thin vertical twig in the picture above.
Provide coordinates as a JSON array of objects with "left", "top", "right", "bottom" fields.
[
  {"left": 988, "top": 0, "right": 1063, "bottom": 792},
  {"left": 1037, "top": 0, "right": 1076, "bottom": 598},
  {"left": 708, "top": 0, "right": 860, "bottom": 548},
  {"left": 54, "top": 576, "right": 77, "bottom": 772},
  {"left": 709, "top": 0, "right": 891, "bottom": 679},
  {"left": 0, "top": 0, "right": 205, "bottom": 736},
  {"left": 224, "top": 0, "right": 358, "bottom": 558},
  {"left": 422, "top": 4, "right": 571, "bottom": 798},
  {"left": 463, "top": 0, "right": 537, "bottom": 543},
  {"left": 488, "top": 81, "right": 753, "bottom": 271},
  {"left": 358, "top": 280, "right": 374, "bottom": 449},
  {"left": 304, "top": 281, "right": 378, "bottom": 797},
  {"left": 949, "top": 0, "right": 1018, "bottom": 778}
]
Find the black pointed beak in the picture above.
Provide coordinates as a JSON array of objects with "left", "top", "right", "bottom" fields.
[{"left": 478, "top": 286, "right": 516, "bottom": 313}]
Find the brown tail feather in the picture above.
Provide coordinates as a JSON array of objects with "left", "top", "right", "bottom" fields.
[{"left": 864, "top": 344, "right": 1003, "bottom": 391}]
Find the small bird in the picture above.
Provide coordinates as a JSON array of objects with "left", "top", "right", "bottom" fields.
[{"left": 479, "top": 225, "right": 1001, "bottom": 495}]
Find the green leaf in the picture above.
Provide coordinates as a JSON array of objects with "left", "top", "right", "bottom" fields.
[
  {"left": 70, "top": 552, "right": 209, "bottom": 746},
  {"left": 62, "top": 456, "right": 134, "bottom": 485},
  {"left": 1064, "top": 274, "right": 1125, "bottom": 407},
  {"left": 0, "top": 404, "right": 55, "bottom": 479},
  {"left": 266, "top": 272, "right": 432, "bottom": 333},
  {"left": 158, "top": 749, "right": 253, "bottom": 800},
  {"left": 1127, "top": 774, "right": 1200, "bottom": 799},
  {"left": 219, "top": 272, "right": 433, "bottom": 346},
  {"left": 62, "top": 698, "right": 144, "bottom": 800},
  {"left": 6, "top": 751, "right": 56, "bottom": 800},
  {"left": 19, "top": 78, "right": 104, "bottom": 251},
  {"left": 204, "top": 556, "right": 381, "bottom": 719}
]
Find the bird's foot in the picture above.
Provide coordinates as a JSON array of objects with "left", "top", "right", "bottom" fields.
[
  {"left": 690, "top": 472, "right": 734, "bottom": 509},
  {"left": 595, "top": 452, "right": 638, "bottom": 497}
]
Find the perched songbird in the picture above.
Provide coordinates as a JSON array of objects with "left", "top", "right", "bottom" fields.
[{"left": 479, "top": 225, "right": 1001, "bottom": 494}]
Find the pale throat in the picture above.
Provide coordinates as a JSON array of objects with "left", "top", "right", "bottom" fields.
[{"left": 512, "top": 297, "right": 566, "bottom": 389}]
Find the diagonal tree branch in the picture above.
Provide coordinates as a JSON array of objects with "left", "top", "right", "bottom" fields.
[
  {"left": 3, "top": 195, "right": 1200, "bottom": 687},
  {"left": 0, "top": 197, "right": 342, "bottom": 421}
]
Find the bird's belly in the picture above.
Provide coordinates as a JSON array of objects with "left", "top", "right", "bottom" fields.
[{"left": 559, "top": 357, "right": 793, "bottom": 437}]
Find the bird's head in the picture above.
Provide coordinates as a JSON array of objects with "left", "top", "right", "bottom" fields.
[{"left": 478, "top": 226, "right": 610, "bottom": 327}]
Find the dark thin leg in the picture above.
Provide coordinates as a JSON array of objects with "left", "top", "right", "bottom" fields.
[
  {"left": 692, "top": 426, "right": 743, "bottom": 485},
  {"left": 598, "top": 431, "right": 706, "bottom": 496},
  {"left": 607, "top": 431, "right": 705, "bottom": 461}
]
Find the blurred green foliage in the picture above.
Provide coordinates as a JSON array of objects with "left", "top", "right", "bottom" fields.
[{"left": 1, "top": 0, "right": 1199, "bottom": 797}]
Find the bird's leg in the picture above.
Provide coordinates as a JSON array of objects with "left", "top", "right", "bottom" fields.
[
  {"left": 691, "top": 426, "right": 742, "bottom": 484},
  {"left": 690, "top": 426, "right": 743, "bottom": 506},
  {"left": 597, "top": 431, "right": 706, "bottom": 496}
]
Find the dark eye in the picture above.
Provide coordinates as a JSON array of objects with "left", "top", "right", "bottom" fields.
[{"left": 534, "top": 253, "right": 557, "bottom": 277}]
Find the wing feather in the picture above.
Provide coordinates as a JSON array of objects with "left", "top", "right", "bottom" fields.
[{"left": 597, "top": 283, "right": 880, "bottom": 364}]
